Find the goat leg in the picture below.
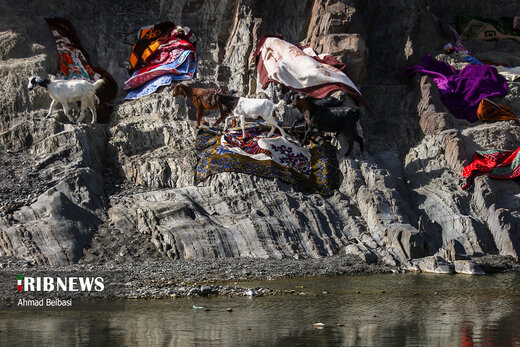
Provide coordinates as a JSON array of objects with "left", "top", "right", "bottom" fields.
[
  {"left": 355, "top": 133, "right": 364, "bottom": 154},
  {"left": 303, "top": 127, "right": 311, "bottom": 143},
  {"left": 90, "top": 95, "right": 98, "bottom": 124},
  {"left": 240, "top": 114, "right": 247, "bottom": 138},
  {"left": 289, "top": 120, "right": 307, "bottom": 144},
  {"left": 214, "top": 113, "right": 227, "bottom": 127},
  {"left": 289, "top": 119, "right": 299, "bottom": 133},
  {"left": 77, "top": 100, "right": 87, "bottom": 124},
  {"left": 343, "top": 130, "right": 364, "bottom": 157},
  {"left": 90, "top": 106, "right": 97, "bottom": 124},
  {"left": 199, "top": 107, "right": 209, "bottom": 127},
  {"left": 46, "top": 99, "right": 55, "bottom": 118},
  {"left": 61, "top": 104, "right": 75, "bottom": 123},
  {"left": 268, "top": 124, "right": 287, "bottom": 139},
  {"left": 214, "top": 104, "right": 228, "bottom": 127},
  {"left": 195, "top": 108, "right": 203, "bottom": 128},
  {"left": 224, "top": 115, "right": 240, "bottom": 132},
  {"left": 344, "top": 136, "right": 353, "bottom": 157},
  {"left": 279, "top": 125, "right": 288, "bottom": 139},
  {"left": 223, "top": 115, "right": 233, "bottom": 132},
  {"left": 223, "top": 117, "right": 228, "bottom": 131}
]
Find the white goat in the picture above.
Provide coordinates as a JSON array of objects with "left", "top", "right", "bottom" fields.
[
  {"left": 27, "top": 76, "right": 104, "bottom": 124},
  {"left": 225, "top": 98, "right": 287, "bottom": 138}
]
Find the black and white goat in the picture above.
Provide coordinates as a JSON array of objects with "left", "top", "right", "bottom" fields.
[
  {"left": 27, "top": 76, "right": 104, "bottom": 124},
  {"left": 291, "top": 95, "right": 364, "bottom": 156}
]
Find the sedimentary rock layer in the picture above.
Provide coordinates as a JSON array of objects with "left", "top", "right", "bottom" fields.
[{"left": 1, "top": 0, "right": 519, "bottom": 269}]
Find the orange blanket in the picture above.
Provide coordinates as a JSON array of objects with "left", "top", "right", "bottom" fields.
[{"left": 477, "top": 99, "right": 517, "bottom": 121}]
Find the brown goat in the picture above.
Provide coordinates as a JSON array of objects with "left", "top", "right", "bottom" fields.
[{"left": 172, "top": 84, "right": 235, "bottom": 128}]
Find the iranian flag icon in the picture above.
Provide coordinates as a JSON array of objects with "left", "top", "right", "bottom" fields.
[{"left": 17, "top": 275, "right": 22, "bottom": 292}]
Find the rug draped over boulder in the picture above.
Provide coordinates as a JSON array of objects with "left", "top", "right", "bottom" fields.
[
  {"left": 195, "top": 121, "right": 339, "bottom": 195},
  {"left": 124, "top": 22, "right": 197, "bottom": 100},
  {"left": 255, "top": 35, "right": 367, "bottom": 106},
  {"left": 406, "top": 54, "right": 508, "bottom": 122},
  {"left": 45, "top": 18, "right": 118, "bottom": 122},
  {"left": 457, "top": 15, "right": 520, "bottom": 42},
  {"left": 462, "top": 147, "right": 520, "bottom": 190}
]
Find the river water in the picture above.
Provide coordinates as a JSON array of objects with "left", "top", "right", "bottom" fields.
[{"left": 1, "top": 272, "right": 520, "bottom": 346}]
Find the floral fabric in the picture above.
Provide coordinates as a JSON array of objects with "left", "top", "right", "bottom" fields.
[{"left": 195, "top": 121, "right": 339, "bottom": 195}]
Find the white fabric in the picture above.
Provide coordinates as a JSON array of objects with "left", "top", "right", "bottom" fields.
[
  {"left": 496, "top": 66, "right": 520, "bottom": 82},
  {"left": 258, "top": 137, "right": 311, "bottom": 175},
  {"left": 219, "top": 134, "right": 311, "bottom": 176},
  {"left": 219, "top": 133, "right": 271, "bottom": 161},
  {"left": 260, "top": 37, "right": 361, "bottom": 95}
]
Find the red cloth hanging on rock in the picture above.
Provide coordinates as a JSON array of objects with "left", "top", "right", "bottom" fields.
[{"left": 462, "top": 147, "right": 520, "bottom": 189}]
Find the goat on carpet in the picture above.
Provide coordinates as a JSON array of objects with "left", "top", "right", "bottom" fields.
[
  {"left": 225, "top": 98, "right": 287, "bottom": 139},
  {"left": 172, "top": 84, "right": 237, "bottom": 128},
  {"left": 27, "top": 76, "right": 104, "bottom": 124},
  {"left": 291, "top": 95, "right": 363, "bottom": 156}
]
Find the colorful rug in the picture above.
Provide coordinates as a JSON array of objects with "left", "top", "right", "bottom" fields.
[
  {"left": 45, "top": 18, "right": 99, "bottom": 81},
  {"left": 255, "top": 35, "right": 367, "bottom": 106},
  {"left": 195, "top": 121, "right": 339, "bottom": 195},
  {"left": 124, "top": 23, "right": 197, "bottom": 100},
  {"left": 406, "top": 54, "right": 508, "bottom": 122},
  {"left": 457, "top": 15, "right": 520, "bottom": 42},
  {"left": 45, "top": 18, "right": 118, "bottom": 122},
  {"left": 124, "top": 51, "right": 197, "bottom": 100},
  {"left": 462, "top": 147, "right": 520, "bottom": 190},
  {"left": 128, "top": 22, "right": 176, "bottom": 74}
]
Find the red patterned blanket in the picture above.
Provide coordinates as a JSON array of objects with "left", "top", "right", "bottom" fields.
[{"left": 462, "top": 147, "right": 520, "bottom": 189}]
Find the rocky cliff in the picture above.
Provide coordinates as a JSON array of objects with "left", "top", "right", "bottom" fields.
[{"left": 1, "top": 0, "right": 519, "bottom": 272}]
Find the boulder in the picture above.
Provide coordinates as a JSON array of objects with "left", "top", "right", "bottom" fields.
[
  {"left": 453, "top": 260, "right": 485, "bottom": 275},
  {"left": 411, "top": 256, "right": 453, "bottom": 274}
]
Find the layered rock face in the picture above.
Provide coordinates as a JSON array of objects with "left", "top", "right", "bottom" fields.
[{"left": 1, "top": 0, "right": 519, "bottom": 269}]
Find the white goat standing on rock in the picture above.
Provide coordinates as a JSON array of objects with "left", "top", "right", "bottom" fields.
[
  {"left": 225, "top": 97, "right": 287, "bottom": 139},
  {"left": 27, "top": 76, "right": 104, "bottom": 124}
]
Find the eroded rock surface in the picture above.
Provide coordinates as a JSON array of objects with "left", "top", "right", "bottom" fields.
[{"left": 1, "top": 0, "right": 519, "bottom": 270}]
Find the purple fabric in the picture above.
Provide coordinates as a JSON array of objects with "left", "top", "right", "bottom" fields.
[{"left": 406, "top": 55, "right": 508, "bottom": 122}]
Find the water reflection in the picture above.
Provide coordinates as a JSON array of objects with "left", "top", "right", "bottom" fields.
[{"left": 1, "top": 272, "right": 519, "bottom": 346}]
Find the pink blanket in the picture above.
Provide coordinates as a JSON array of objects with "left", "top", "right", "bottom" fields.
[{"left": 255, "top": 36, "right": 366, "bottom": 105}]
